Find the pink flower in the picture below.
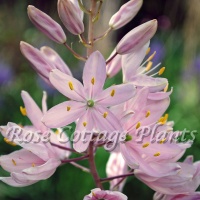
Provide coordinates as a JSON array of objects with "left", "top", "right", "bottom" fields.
[
  {"left": 135, "top": 156, "right": 200, "bottom": 195},
  {"left": 0, "top": 137, "right": 61, "bottom": 187},
  {"left": 83, "top": 188, "right": 127, "bottom": 200},
  {"left": 106, "top": 152, "right": 128, "bottom": 191},
  {"left": 110, "top": 87, "right": 190, "bottom": 176},
  {"left": 20, "top": 42, "right": 72, "bottom": 85},
  {"left": 43, "top": 51, "right": 136, "bottom": 152},
  {"left": 0, "top": 91, "right": 71, "bottom": 187}
]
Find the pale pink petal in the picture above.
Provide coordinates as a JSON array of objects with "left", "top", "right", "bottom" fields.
[
  {"left": 122, "top": 41, "right": 150, "bottom": 82},
  {"left": 0, "top": 149, "right": 44, "bottom": 173},
  {"left": 42, "top": 101, "right": 86, "bottom": 128},
  {"left": 96, "top": 83, "right": 136, "bottom": 107},
  {"left": 40, "top": 46, "right": 72, "bottom": 76},
  {"left": 50, "top": 69, "right": 85, "bottom": 101},
  {"left": 83, "top": 51, "right": 107, "bottom": 99},
  {"left": 0, "top": 177, "right": 37, "bottom": 187},
  {"left": 106, "top": 50, "right": 122, "bottom": 78},
  {"left": 106, "top": 152, "right": 128, "bottom": 191},
  {"left": 73, "top": 110, "right": 94, "bottom": 153},
  {"left": 21, "top": 90, "right": 47, "bottom": 132},
  {"left": 130, "top": 75, "right": 168, "bottom": 92},
  {"left": 148, "top": 88, "right": 173, "bottom": 100}
]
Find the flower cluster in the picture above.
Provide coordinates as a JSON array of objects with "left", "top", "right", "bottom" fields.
[{"left": 0, "top": 0, "right": 199, "bottom": 199}]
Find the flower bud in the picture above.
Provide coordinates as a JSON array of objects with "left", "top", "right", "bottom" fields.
[
  {"left": 20, "top": 42, "right": 72, "bottom": 85},
  {"left": 28, "top": 5, "right": 66, "bottom": 44},
  {"left": 106, "top": 50, "right": 122, "bottom": 78},
  {"left": 40, "top": 46, "right": 72, "bottom": 76},
  {"left": 116, "top": 19, "right": 157, "bottom": 55},
  {"left": 58, "top": 0, "right": 84, "bottom": 35},
  {"left": 109, "top": 0, "right": 143, "bottom": 30}
]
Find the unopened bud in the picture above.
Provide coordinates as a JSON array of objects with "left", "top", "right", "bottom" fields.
[
  {"left": 116, "top": 20, "right": 157, "bottom": 55},
  {"left": 106, "top": 50, "right": 122, "bottom": 78},
  {"left": 109, "top": 0, "right": 143, "bottom": 30},
  {"left": 28, "top": 5, "right": 66, "bottom": 44},
  {"left": 58, "top": 0, "right": 84, "bottom": 35}
]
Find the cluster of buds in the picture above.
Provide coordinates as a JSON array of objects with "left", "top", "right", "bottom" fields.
[{"left": 0, "top": 0, "right": 199, "bottom": 199}]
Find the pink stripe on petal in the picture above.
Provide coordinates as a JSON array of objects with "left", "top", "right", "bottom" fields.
[{"left": 83, "top": 51, "right": 107, "bottom": 99}]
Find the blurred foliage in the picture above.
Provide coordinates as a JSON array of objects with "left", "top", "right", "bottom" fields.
[{"left": 0, "top": 0, "right": 200, "bottom": 200}]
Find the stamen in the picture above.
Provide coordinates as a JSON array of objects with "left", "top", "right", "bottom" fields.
[
  {"left": 55, "top": 129, "right": 60, "bottom": 135},
  {"left": 103, "top": 112, "right": 108, "bottom": 118},
  {"left": 158, "top": 67, "right": 165, "bottom": 75},
  {"left": 12, "top": 159, "right": 17, "bottom": 166},
  {"left": 4, "top": 138, "right": 17, "bottom": 146},
  {"left": 145, "top": 111, "right": 150, "bottom": 118},
  {"left": 164, "top": 83, "right": 169, "bottom": 92},
  {"left": 32, "top": 163, "right": 35, "bottom": 167},
  {"left": 136, "top": 122, "right": 141, "bottom": 129},
  {"left": 91, "top": 77, "right": 95, "bottom": 85},
  {"left": 147, "top": 51, "right": 156, "bottom": 61},
  {"left": 154, "top": 152, "right": 161, "bottom": 157},
  {"left": 67, "top": 106, "right": 71, "bottom": 111},
  {"left": 110, "top": 89, "right": 115, "bottom": 97},
  {"left": 145, "top": 63, "right": 161, "bottom": 76},
  {"left": 83, "top": 122, "right": 87, "bottom": 127},
  {"left": 146, "top": 47, "right": 150, "bottom": 55},
  {"left": 159, "top": 138, "right": 166, "bottom": 144},
  {"left": 159, "top": 114, "right": 169, "bottom": 124},
  {"left": 68, "top": 82, "right": 74, "bottom": 90},
  {"left": 142, "top": 142, "right": 150, "bottom": 148},
  {"left": 145, "top": 61, "right": 153, "bottom": 71},
  {"left": 20, "top": 106, "right": 27, "bottom": 116}
]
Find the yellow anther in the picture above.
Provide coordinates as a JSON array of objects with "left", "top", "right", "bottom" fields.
[
  {"left": 83, "top": 122, "right": 87, "bottom": 127},
  {"left": 32, "top": 163, "right": 35, "bottom": 167},
  {"left": 20, "top": 106, "right": 27, "bottom": 116},
  {"left": 67, "top": 106, "right": 71, "bottom": 111},
  {"left": 164, "top": 83, "right": 169, "bottom": 92},
  {"left": 136, "top": 122, "right": 141, "bottom": 129},
  {"left": 4, "top": 138, "right": 17, "bottom": 146},
  {"left": 145, "top": 61, "right": 153, "bottom": 71},
  {"left": 147, "top": 51, "right": 156, "bottom": 61},
  {"left": 12, "top": 159, "right": 17, "bottom": 166},
  {"left": 145, "top": 111, "right": 151, "bottom": 118},
  {"left": 154, "top": 152, "right": 161, "bottom": 157},
  {"left": 159, "top": 138, "right": 166, "bottom": 144},
  {"left": 164, "top": 114, "right": 169, "bottom": 121},
  {"left": 68, "top": 82, "right": 74, "bottom": 90},
  {"left": 158, "top": 67, "right": 165, "bottom": 75},
  {"left": 110, "top": 89, "right": 115, "bottom": 97},
  {"left": 103, "top": 112, "right": 108, "bottom": 118},
  {"left": 55, "top": 129, "right": 60, "bottom": 135},
  {"left": 146, "top": 47, "right": 151, "bottom": 55},
  {"left": 91, "top": 77, "right": 95, "bottom": 85},
  {"left": 142, "top": 142, "right": 150, "bottom": 148}
]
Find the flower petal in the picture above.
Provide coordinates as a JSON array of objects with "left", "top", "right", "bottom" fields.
[
  {"left": 21, "top": 90, "right": 47, "bottom": 132},
  {"left": 42, "top": 101, "right": 86, "bottom": 128},
  {"left": 83, "top": 51, "right": 107, "bottom": 99},
  {"left": 96, "top": 83, "right": 136, "bottom": 107},
  {"left": 122, "top": 41, "right": 150, "bottom": 82},
  {"left": 50, "top": 69, "right": 85, "bottom": 101}
]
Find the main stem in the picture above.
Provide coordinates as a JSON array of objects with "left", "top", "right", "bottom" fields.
[
  {"left": 88, "top": 142, "right": 103, "bottom": 189},
  {"left": 87, "top": 0, "right": 97, "bottom": 56}
]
